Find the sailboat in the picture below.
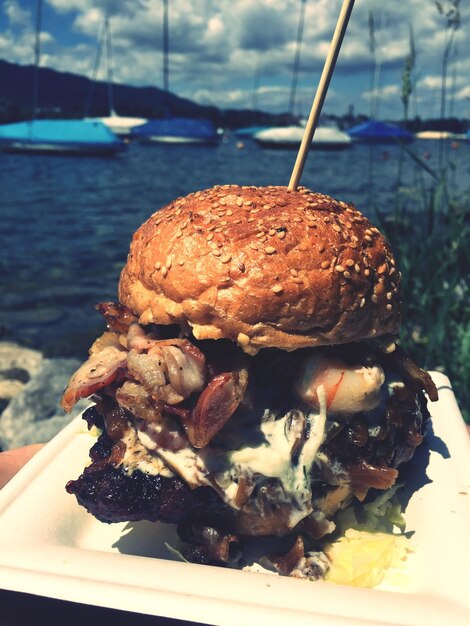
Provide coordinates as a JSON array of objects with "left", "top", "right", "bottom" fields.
[
  {"left": 0, "top": 0, "right": 124, "bottom": 156},
  {"left": 253, "top": 124, "right": 351, "bottom": 150},
  {"left": 85, "top": 17, "right": 147, "bottom": 138},
  {"left": 347, "top": 120, "right": 413, "bottom": 144},
  {"left": 252, "top": 0, "right": 350, "bottom": 151},
  {"left": 131, "top": 0, "right": 219, "bottom": 145}
]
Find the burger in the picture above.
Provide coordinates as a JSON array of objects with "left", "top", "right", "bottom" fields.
[{"left": 62, "top": 185, "right": 437, "bottom": 579}]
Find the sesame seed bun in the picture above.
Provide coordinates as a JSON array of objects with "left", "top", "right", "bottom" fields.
[{"left": 118, "top": 185, "right": 401, "bottom": 353}]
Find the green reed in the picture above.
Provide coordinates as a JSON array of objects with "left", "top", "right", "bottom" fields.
[{"left": 371, "top": 157, "right": 470, "bottom": 422}]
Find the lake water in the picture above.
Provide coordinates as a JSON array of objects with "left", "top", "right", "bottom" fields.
[{"left": 1, "top": 136, "right": 469, "bottom": 358}]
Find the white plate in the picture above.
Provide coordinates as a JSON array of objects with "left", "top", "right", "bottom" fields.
[{"left": 0, "top": 372, "right": 469, "bottom": 626}]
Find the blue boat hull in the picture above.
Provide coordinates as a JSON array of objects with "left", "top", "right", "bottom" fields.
[
  {"left": 132, "top": 117, "right": 219, "bottom": 145},
  {"left": 347, "top": 121, "right": 413, "bottom": 144},
  {"left": 0, "top": 120, "right": 125, "bottom": 156}
]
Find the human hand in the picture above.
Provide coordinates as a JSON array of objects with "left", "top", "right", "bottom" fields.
[{"left": 0, "top": 444, "right": 44, "bottom": 489}]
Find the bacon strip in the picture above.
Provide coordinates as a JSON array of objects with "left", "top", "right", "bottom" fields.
[
  {"left": 347, "top": 459, "right": 398, "bottom": 490},
  {"left": 61, "top": 345, "right": 127, "bottom": 413},
  {"left": 389, "top": 345, "right": 438, "bottom": 402},
  {"left": 183, "top": 369, "right": 248, "bottom": 448}
]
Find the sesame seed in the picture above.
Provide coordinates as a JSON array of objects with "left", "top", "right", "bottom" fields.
[
  {"left": 269, "top": 229, "right": 276, "bottom": 236},
  {"left": 365, "top": 235, "right": 373, "bottom": 243},
  {"left": 333, "top": 224, "right": 341, "bottom": 233},
  {"left": 178, "top": 260, "right": 185, "bottom": 266},
  {"left": 360, "top": 297, "right": 366, "bottom": 308},
  {"left": 386, "top": 304, "right": 393, "bottom": 311},
  {"left": 290, "top": 268, "right": 298, "bottom": 276},
  {"left": 155, "top": 262, "right": 162, "bottom": 270},
  {"left": 250, "top": 243, "right": 258, "bottom": 250},
  {"left": 265, "top": 246, "right": 276, "bottom": 254},
  {"left": 175, "top": 230, "right": 183, "bottom": 238},
  {"left": 335, "top": 265, "right": 345, "bottom": 273},
  {"left": 226, "top": 209, "right": 233, "bottom": 216},
  {"left": 319, "top": 244, "right": 326, "bottom": 253},
  {"left": 349, "top": 241, "right": 357, "bottom": 249},
  {"left": 161, "top": 266, "right": 168, "bottom": 277},
  {"left": 364, "top": 268, "right": 370, "bottom": 276},
  {"left": 321, "top": 261, "right": 330, "bottom": 269},
  {"left": 371, "top": 294, "right": 378, "bottom": 304},
  {"left": 293, "top": 216, "right": 302, "bottom": 223},
  {"left": 272, "top": 285, "right": 283, "bottom": 294},
  {"left": 207, "top": 233, "right": 214, "bottom": 241},
  {"left": 343, "top": 270, "right": 351, "bottom": 279},
  {"left": 293, "top": 277, "right": 303, "bottom": 284},
  {"left": 221, "top": 254, "right": 232, "bottom": 263},
  {"left": 236, "top": 198, "right": 243, "bottom": 206},
  {"left": 386, "top": 292, "right": 393, "bottom": 300},
  {"left": 277, "top": 230, "right": 286, "bottom": 239},
  {"left": 244, "top": 200, "right": 253, "bottom": 206},
  {"left": 212, "top": 249, "right": 221, "bottom": 257},
  {"left": 166, "top": 259, "right": 172, "bottom": 269},
  {"left": 345, "top": 259, "right": 354, "bottom": 267}
]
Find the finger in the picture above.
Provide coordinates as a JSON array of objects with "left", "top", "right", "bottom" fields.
[{"left": 0, "top": 444, "right": 45, "bottom": 489}]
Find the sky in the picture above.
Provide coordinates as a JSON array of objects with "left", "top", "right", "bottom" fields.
[{"left": 0, "top": 0, "right": 469, "bottom": 120}]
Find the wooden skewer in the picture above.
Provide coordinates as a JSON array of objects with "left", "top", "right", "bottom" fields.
[{"left": 288, "top": 0, "right": 356, "bottom": 190}]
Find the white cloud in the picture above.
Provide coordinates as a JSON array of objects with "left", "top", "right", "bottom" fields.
[
  {"left": 4, "top": 0, "right": 30, "bottom": 27},
  {"left": 1, "top": 0, "right": 468, "bottom": 117}
]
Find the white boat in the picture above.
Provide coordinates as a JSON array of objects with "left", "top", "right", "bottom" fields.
[
  {"left": 415, "top": 130, "right": 462, "bottom": 141},
  {"left": 253, "top": 125, "right": 352, "bottom": 150},
  {"left": 91, "top": 112, "right": 147, "bottom": 137},
  {"left": 85, "top": 18, "right": 147, "bottom": 138}
]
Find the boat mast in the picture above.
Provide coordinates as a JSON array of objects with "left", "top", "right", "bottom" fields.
[
  {"left": 163, "top": 0, "right": 169, "bottom": 92},
  {"left": 289, "top": 0, "right": 307, "bottom": 118},
  {"left": 105, "top": 16, "right": 116, "bottom": 116},
  {"left": 32, "top": 0, "right": 43, "bottom": 120},
  {"left": 162, "top": 0, "right": 169, "bottom": 111}
]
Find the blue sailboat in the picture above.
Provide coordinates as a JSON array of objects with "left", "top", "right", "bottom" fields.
[
  {"left": 347, "top": 120, "right": 413, "bottom": 144},
  {"left": 132, "top": 0, "right": 219, "bottom": 145},
  {"left": 132, "top": 117, "right": 219, "bottom": 145},
  {"left": 0, "top": 0, "right": 124, "bottom": 156},
  {"left": 0, "top": 119, "right": 125, "bottom": 156}
]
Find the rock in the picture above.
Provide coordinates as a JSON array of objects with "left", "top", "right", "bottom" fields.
[
  {"left": 0, "top": 345, "right": 88, "bottom": 450},
  {"left": 0, "top": 342, "right": 45, "bottom": 415}
]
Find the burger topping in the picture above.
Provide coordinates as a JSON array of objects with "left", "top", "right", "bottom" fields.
[
  {"left": 61, "top": 334, "right": 127, "bottom": 413},
  {"left": 183, "top": 369, "right": 249, "bottom": 448},
  {"left": 296, "top": 352, "right": 385, "bottom": 415},
  {"left": 63, "top": 305, "right": 433, "bottom": 543}
]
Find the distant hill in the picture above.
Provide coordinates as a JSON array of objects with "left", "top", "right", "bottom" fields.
[{"left": 0, "top": 59, "right": 291, "bottom": 129}]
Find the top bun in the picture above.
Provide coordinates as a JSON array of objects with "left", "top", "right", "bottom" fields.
[{"left": 119, "top": 185, "right": 401, "bottom": 353}]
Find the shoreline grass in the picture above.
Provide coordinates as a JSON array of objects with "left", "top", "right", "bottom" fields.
[{"left": 371, "top": 151, "right": 469, "bottom": 422}]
